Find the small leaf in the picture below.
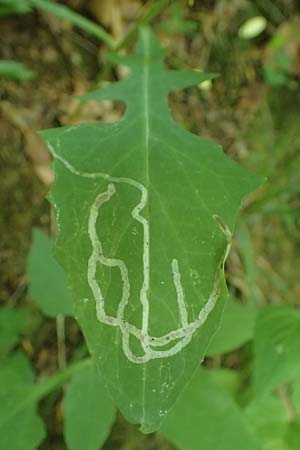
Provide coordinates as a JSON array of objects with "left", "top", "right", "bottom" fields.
[
  {"left": 254, "top": 306, "right": 300, "bottom": 394},
  {"left": 0, "top": 60, "right": 36, "bottom": 80},
  {"left": 238, "top": 16, "right": 267, "bottom": 40},
  {"left": 264, "top": 65, "right": 289, "bottom": 87},
  {"left": 27, "top": 228, "right": 74, "bottom": 317},
  {"left": 0, "top": 353, "right": 45, "bottom": 450},
  {"left": 207, "top": 296, "right": 256, "bottom": 356},
  {"left": 40, "top": 27, "right": 262, "bottom": 431},
  {"left": 63, "top": 364, "right": 116, "bottom": 450},
  {"left": 161, "top": 368, "right": 261, "bottom": 450},
  {"left": 158, "top": 2, "right": 198, "bottom": 35},
  {"left": 0, "top": 306, "right": 29, "bottom": 355}
]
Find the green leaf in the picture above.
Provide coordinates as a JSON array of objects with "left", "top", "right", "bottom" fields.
[
  {"left": 244, "top": 394, "right": 290, "bottom": 450},
  {"left": 0, "top": 353, "right": 94, "bottom": 450},
  {"left": 161, "top": 367, "right": 261, "bottom": 450},
  {"left": 0, "top": 60, "right": 36, "bottom": 80},
  {"left": 40, "top": 27, "right": 262, "bottom": 431},
  {"left": 0, "top": 0, "right": 32, "bottom": 16},
  {"left": 27, "top": 228, "right": 74, "bottom": 317},
  {"left": 0, "top": 306, "right": 29, "bottom": 355},
  {"left": 284, "top": 423, "right": 300, "bottom": 450},
  {"left": 264, "top": 65, "right": 289, "bottom": 87},
  {"left": 0, "top": 352, "right": 45, "bottom": 450},
  {"left": 158, "top": 2, "right": 198, "bottom": 35},
  {"left": 63, "top": 364, "right": 116, "bottom": 450},
  {"left": 254, "top": 306, "right": 300, "bottom": 394},
  {"left": 209, "top": 367, "right": 241, "bottom": 397},
  {"left": 0, "top": 352, "right": 93, "bottom": 450},
  {"left": 207, "top": 295, "right": 256, "bottom": 356}
]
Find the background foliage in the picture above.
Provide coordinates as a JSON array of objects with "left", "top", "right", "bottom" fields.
[{"left": 0, "top": 0, "right": 299, "bottom": 449}]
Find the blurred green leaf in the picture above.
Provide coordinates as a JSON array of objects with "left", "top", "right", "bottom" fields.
[
  {"left": 254, "top": 306, "right": 300, "bottom": 394},
  {"left": 264, "top": 65, "right": 289, "bottom": 87},
  {"left": 0, "top": 0, "right": 32, "bottom": 16},
  {"left": 0, "top": 352, "right": 45, "bottom": 450},
  {"left": 210, "top": 368, "right": 241, "bottom": 397},
  {"left": 263, "top": 49, "right": 293, "bottom": 87},
  {"left": 158, "top": 2, "right": 198, "bottom": 35},
  {"left": 245, "top": 394, "right": 290, "bottom": 450},
  {"left": 0, "top": 60, "right": 36, "bottom": 80},
  {"left": 263, "top": 17, "right": 300, "bottom": 89},
  {"left": 63, "top": 365, "right": 116, "bottom": 450},
  {"left": 27, "top": 228, "right": 74, "bottom": 317},
  {"left": 207, "top": 296, "right": 256, "bottom": 356},
  {"left": 0, "top": 306, "right": 29, "bottom": 355},
  {"left": 284, "top": 422, "right": 300, "bottom": 450},
  {"left": 0, "top": 352, "right": 92, "bottom": 450},
  {"left": 161, "top": 368, "right": 261, "bottom": 450}
]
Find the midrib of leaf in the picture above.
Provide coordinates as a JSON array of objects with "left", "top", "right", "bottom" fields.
[
  {"left": 140, "top": 29, "right": 151, "bottom": 337},
  {"left": 141, "top": 28, "right": 150, "bottom": 429}
]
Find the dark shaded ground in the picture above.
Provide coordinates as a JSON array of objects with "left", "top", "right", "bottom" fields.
[{"left": 1, "top": 1, "right": 300, "bottom": 448}]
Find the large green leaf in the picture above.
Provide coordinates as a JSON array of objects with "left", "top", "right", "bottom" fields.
[
  {"left": 40, "top": 27, "right": 262, "bottom": 431},
  {"left": 254, "top": 305, "right": 300, "bottom": 394},
  {"left": 161, "top": 367, "right": 261, "bottom": 450},
  {"left": 27, "top": 228, "right": 74, "bottom": 317},
  {"left": 63, "top": 365, "right": 116, "bottom": 450}
]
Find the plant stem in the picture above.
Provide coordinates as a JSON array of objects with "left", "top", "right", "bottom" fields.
[
  {"left": 277, "top": 385, "right": 297, "bottom": 421},
  {"left": 56, "top": 315, "right": 67, "bottom": 370},
  {"left": 114, "top": 0, "right": 171, "bottom": 52}
]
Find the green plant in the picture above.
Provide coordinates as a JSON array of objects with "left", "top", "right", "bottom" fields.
[
  {"left": 0, "top": 60, "right": 36, "bottom": 81},
  {"left": 0, "top": 0, "right": 32, "bottom": 16},
  {"left": 2, "top": 3, "right": 300, "bottom": 449},
  {"left": 0, "top": 0, "right": 169, "bottom": 82},
  {"left": 40, "top": 26, "right": 261, "bottom": 432}
]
